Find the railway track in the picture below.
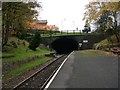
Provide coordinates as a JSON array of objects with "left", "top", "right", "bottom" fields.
[{"left": 10, "top": 54, "right": 68, "bottom": 89}]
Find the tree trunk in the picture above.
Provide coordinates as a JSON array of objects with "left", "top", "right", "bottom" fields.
[
  {"left": 115, "top": 34, "right": 120, "bottom": 43},
  {"left": 2, "top": 13, "right": 9, "bottom": 47},
  {"left": 113, "top": 12, "right": 120, "bottom": 44},
  {"left": 2, "top": 24, "right": 9, "bottom": 47}
]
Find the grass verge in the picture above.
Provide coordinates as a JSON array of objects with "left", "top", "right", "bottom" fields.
[
  {"left": 2, "top": 36, "right": 52, "bottom": 80},
  {"left": 2, "top": 37, "right": 51, "bottom": 64},
  {"left": 4, "top": 56, "right": 51, "bottom": 79}
]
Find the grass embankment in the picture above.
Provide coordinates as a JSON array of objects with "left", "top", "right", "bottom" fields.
[
  {"left": 2, "top": 37, "right": 52, "bottom": 80},
  {"left": 77, "top": 50, "right": 107, "bottom": 57},
  {"left": 94, "top": 35, "right": 120, "bottom": 51},
  {"left": 8, "top": 56, "right": 50, "bottom": 78},
  {"left": 3, "top": 37, "right": 50, "bottom": 64}
]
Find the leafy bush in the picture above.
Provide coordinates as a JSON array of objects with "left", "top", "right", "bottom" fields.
[{"left": 29, "top": 32, "right": 41, "bottom": 51}]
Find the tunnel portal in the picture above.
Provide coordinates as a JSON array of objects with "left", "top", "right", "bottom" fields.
[{"left": 51, "top": 37, "right": 79, "bottom": 54}]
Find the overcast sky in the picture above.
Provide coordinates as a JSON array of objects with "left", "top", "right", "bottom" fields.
[{"left": 37, "top": 0, "right": 90, "bottom": 31}]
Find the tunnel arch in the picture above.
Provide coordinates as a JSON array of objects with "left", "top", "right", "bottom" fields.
[{"left": 51, "top": 37, "right": 79, "bottom": 54}]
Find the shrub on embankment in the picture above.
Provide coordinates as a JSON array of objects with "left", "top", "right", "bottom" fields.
[
  {"left": 2, "top": 37, "right": 52, "bottom": 80},
  {"left": 29, "top": 32, "right": 41, "bottom": 51},
  {"left": 93, "top": 35, "right": 120, "bottom": 51}
]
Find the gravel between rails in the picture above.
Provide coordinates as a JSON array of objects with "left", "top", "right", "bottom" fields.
[{"left": 2, "top": 54, "right": 68, "bottom": 89}]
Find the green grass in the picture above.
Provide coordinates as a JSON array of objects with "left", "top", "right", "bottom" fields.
[
  {"left": 77, "top": 50, "right": 107, "bottom": 58},
  {"left": 3, "top": 47, "right": 50, "bottom": 64},
  {"left": 5, "top": 56, "right": 51, "bottom": 79},
  {"left": 2, "top": 36, "right": 52, "bottom": 80},
  {"left": 41, "top": 33, "right": 93, "bottom": 37},
  {"left": 2, "top": 37, "right": 51, "bottom": 64},
  {"left": 29, "top": 31, "right": 99, "bottom": 38}
]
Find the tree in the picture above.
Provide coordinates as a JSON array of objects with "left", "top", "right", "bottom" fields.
[
  {"left": 29, "top": 32, "right": 41, "bottom": 51},
  {"left": 95, "top": 10, "right": 112, "bottom": 33},
  {"left": 83, "top": 1, "right": 120, "bottom": 43},
  {"left": 2, "top": 1, "right": 41, "bottom": 47}
]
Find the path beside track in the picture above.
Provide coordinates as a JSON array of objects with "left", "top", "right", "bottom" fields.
[{"left": 46, "top": 50, "right": 118, "bottom": 88}]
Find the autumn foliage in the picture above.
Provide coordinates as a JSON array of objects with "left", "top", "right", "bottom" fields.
[{"left": 28, "top": 21, "right": 59, "bottom": 30}]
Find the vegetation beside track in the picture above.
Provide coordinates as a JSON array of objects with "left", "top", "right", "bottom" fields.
[
  {"left": 94, "top": 35, "right": 120, "bottom": 51},
  {"left": 2, "top": 37, "right": 52, "bottom": 80},
  {"left": 4, "top": 56, "right": 51, "bottom": 79}
]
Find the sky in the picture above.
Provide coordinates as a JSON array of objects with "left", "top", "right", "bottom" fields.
[{"left": 37, "top": 0, "right": 90, "bottom": 31}]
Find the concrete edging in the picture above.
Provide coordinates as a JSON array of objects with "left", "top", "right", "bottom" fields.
[{"left": 44, "top": 51, "right": 74, "bottom": 89}]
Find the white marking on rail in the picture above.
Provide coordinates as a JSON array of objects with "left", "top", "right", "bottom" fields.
[{"left": 44, "top": 51, "right": 74, "bottom": 90}]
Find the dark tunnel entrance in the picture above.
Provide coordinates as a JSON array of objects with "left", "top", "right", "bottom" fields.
[{"left": 51, "top": 38, "right": 79, "bottom": 54}]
